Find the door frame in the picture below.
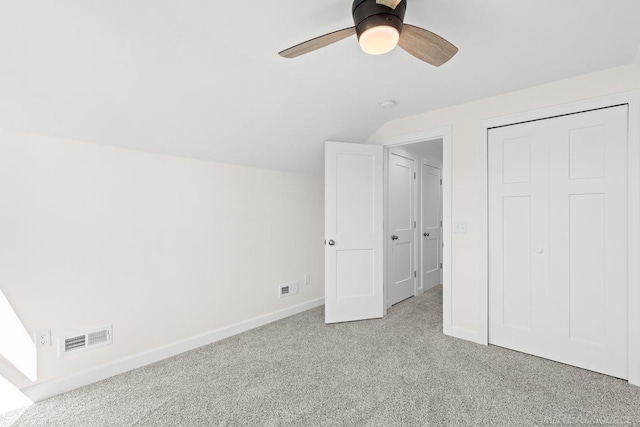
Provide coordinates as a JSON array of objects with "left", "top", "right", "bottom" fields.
[
  {"left": 478, "top": 91, "right": 640, "bottom": 385},
  {"left": 385, "top": 149, "right": 419, "bottom": 307},
  {"left": 380, "top": 126, "right": 453, "bottom": 335}
]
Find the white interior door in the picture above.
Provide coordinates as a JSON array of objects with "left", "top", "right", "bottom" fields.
[
  {"left": 421, "top": 163, "right": 441, "bottom": 292},
  {"left": 325, "top": 141, "right": 384, "bottom": 324},
  {"left": 388, "top": 152, "right": 416, "bottom": 306},
  {"left": 489, "top": 106, "right": 629, "bottom": 379}
]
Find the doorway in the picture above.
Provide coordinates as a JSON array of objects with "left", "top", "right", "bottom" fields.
[
  {"left": 323, "top": 126, "right": 452, "bottom": 331},
  {"left": 385, "top": 139, "right": 444, "bottom": 309}
]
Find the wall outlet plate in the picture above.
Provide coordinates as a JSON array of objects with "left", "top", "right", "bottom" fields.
[
  {"left": 304, "top": 274, "right": 311, "bottom": 285},
  {"left": 35, "top": 329, "right": 51, "bottom": 347},
  {"left": 454, "top": 221, "right": 468, "bottom": 234}
]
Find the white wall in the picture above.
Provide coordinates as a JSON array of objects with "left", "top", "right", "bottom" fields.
[
  {"left": 0, "top": 129, "right": 324, "bottom": 389},
  {"left": 369, "top": 64, "right": 640, "bottom": 334}
]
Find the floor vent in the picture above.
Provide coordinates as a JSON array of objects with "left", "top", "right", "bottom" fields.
[{"left": 60, "top": 325, "right": 112, "bottom": 357}]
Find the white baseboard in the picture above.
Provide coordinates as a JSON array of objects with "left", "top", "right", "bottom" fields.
[{"left": 22, "top": 297, "right": 325, "bottom": 402}]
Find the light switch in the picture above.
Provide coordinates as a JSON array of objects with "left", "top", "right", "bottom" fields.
[{"left": 454, "top": 221, "right": 468, "bottom": 234}]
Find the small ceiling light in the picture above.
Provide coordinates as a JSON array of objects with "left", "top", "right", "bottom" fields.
[
  {"left": 358, "top": 25, "right": 400, "bottom": 55},
  {"left": 380, "top": 100, "right": 397, "bottom": 109}
]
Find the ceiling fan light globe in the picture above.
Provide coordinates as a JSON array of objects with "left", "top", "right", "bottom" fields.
[{"left": 358, "top": 25, "right": 400, "bottom": 55}]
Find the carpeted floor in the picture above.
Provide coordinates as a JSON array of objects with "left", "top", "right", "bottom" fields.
[{"left": 2, "top": 285, "right": 640, "bottom": 426}]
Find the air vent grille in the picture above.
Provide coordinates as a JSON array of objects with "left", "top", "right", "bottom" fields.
[
  {"left": 60, "top": 325, "right": 112, "bottom": 357},
  {"left": 88, "top": 330, "right": 108, "bottom": 346},
  {"left": 278, "top": 282, "right": 299, "bottom": 298},
  {"left": 65, "top": 335, "right": 86, "bottom": 352}
]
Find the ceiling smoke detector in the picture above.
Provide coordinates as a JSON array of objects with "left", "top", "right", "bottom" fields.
[{"left": 381, "top": 100, "right": 397, "bottom": 109}]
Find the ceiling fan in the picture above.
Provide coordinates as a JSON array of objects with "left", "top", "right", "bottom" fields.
[{"left": 279, "top": 0, "right": 458, "bottom": 66}]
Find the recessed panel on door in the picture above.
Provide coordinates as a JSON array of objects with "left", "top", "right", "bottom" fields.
[
  {"left": 424, "top": 239, "right": 438, "bottom": 272},
  {"left": 502, "top": 196, "right": 532, "bottom": 331},
  {"left": 336, "top": 154, "right": 374, "bottom": 234},
  {"left": 569, "top": 125, "right": 605, "bottom": 180},
  {"left": 502, "top": 137, "right": 531, "bottom": 184},
  {"left": 569, "top": 194, "right": 605, "bottom": 345},
  {"left": 336, "top": 250, "right": 375, "bottom": 299}
]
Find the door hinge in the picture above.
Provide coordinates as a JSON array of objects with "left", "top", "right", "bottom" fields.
[
  {"left": 414, "top": 271, "right": 417, "bottom": 278},
  {"left": 414, "top": 221, "right": 416, "bottom": 228},
  {"left": 440, "top": 221, "right": 443, "bottom": 227},
  {"left": 440, "top": 179, "right": 442, "bottom": 185},
  {"left": 440, "top": 263, "right": 443, "bottom": 269},
  {"left": 414, "top": 172, "right": 417, "bottom": 179}
]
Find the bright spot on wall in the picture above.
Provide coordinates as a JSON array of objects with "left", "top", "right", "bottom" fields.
[{"left": 0, "top": 290, "right": 37, "bottom": 381}]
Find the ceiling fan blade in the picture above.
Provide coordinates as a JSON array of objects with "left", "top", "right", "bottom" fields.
[
  {"left": 376, "top": 0, "right": 402, "bottom": 9},
  {"left": 279, "top": 27, "right": 356, "bottom": 58},
  {"left": 398, "top": 24, "right": 458, "bottom": 66}
]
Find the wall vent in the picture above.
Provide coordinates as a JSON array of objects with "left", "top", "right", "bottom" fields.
[
  {"left": 279, "top": 282, "right": 299, "bottom": 298},
  {"left": 60, "top": 325, "right": 112, "bottom": 357},
  {"left": 64, "top": 335, "right": 86, "bottom": 352}
]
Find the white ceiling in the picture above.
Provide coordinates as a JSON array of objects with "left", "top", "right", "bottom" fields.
[{"left": 1, "top": 1, "right": 639, "bottom": 174}]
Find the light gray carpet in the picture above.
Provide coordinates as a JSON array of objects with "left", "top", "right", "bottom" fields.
[{"left": 2, "top": 285, "right": 640, "bottom": 426}]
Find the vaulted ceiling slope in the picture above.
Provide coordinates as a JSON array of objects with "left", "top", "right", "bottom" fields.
[{"left": 1, "top": 1, "right": 639, "bottom": 174}]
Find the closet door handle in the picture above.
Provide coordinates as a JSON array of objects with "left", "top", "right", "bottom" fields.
[
  {"left": 391, "top": 235, "right": 398, "bottom": 240},
  {"left": 424, "top": 233, "right": 429, "bottom": 237},
  {"left": 328, "top": 240, "right": 336, "bottom": 246}
]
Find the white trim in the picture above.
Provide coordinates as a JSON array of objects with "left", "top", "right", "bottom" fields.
[
  {"left": 21, "top": 297, "right": 325, "bottom": 402},
  {"left": 478, "top": 122, "right": 490, "bottom": 346},
  {"left": 478, "top": 91, "right": 640, "bottom": 385},
  {"left": 627, "top": 92, "right": 640, "bottom": 386},
  {"left": 378, "top": 126, "right": 454, "bottom": 338}
]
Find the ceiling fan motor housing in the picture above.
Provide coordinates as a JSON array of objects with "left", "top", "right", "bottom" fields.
[{"left": 352, "top": 0, "right": 407, "bottom": 40}]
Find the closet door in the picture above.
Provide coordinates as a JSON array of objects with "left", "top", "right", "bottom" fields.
[
  {"left": 488, "top": 122, "right": 551, "bottom": 357},
  {"left": 489, "top": 106, "right": 629, "bottom": 379}
]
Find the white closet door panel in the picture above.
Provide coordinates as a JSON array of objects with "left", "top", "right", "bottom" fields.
[
  {"left": 548, "top": 106, "right": 628, "bottom": 378},
  {"left": 489, "top": 105, "right": 628, "bottom": 379},
  {"left": 489, "top": 123, "right": 550, "bottom": 354}
]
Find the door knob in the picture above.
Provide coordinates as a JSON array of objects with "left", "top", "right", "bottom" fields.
[
  {"left": 391, "top": 235, "right": 398, "bottom": 240},
  {"left": 328, "top": 240, "right": 335, "bottom": 246},
  {"left": 537, "top": 249, "right": 544, "bottom": 254},
  {"left": 424, "top": 233, "right": 429, "bottom": 237}
]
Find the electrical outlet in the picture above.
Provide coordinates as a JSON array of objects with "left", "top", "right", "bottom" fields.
[
  {"left": 304, "top": 274, "right": 311, "bottom": 285},
  {"left": 35, "top": 329, "right": 51, "bottom": 347},
  {"left": 454, "top": 221, "right": 468, "bottom": 234}
]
